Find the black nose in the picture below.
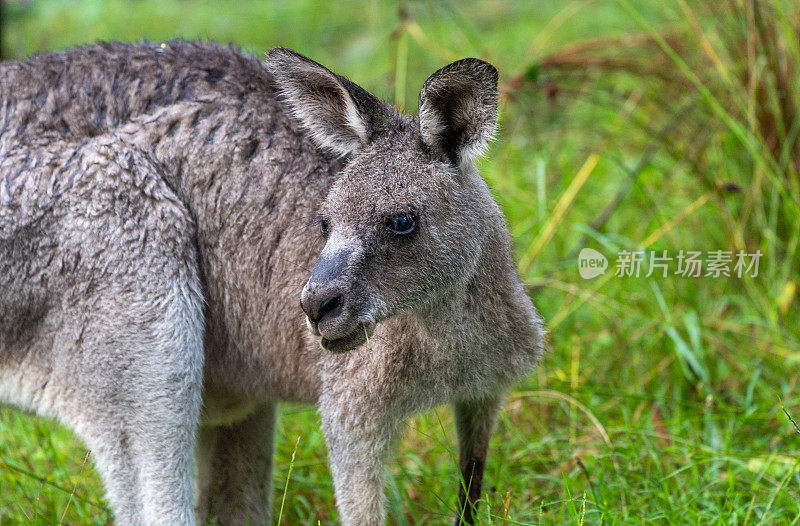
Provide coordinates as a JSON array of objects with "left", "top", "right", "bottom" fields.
[{"left": 303, "top": 294, "right": 343, "bottom": 324}]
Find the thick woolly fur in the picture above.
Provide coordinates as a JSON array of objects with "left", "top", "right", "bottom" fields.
[{"left": 0, "top": 41, "right": 545, "bottom": 525}]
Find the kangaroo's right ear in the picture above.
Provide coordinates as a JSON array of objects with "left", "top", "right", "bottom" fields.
[
  {"left": 267, "top": 48, "right": 388, "bottom": 157},
  {"left": 418, "top": 58, "right": 498, "bottom": 169}
]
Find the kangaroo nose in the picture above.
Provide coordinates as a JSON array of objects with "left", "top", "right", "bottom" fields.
[
  {"left": 318, "top": 294, "right": 343, "bottom": 322},
  {"left": 302, "top": 293, "right": 344, "bottom": 324}
]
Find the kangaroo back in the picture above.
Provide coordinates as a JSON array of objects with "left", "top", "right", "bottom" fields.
[{"left": 0, "top": 40, "right": 272, "bottom": 151}]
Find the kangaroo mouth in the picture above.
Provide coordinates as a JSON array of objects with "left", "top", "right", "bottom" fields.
[{"left": 319, "top": 323, "right": 375, "bottom": 353}]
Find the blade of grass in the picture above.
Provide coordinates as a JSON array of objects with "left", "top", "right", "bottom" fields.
[
  {"left": 519, "top": 152, "right": 600, "bottom": 273},
  {"left": 394, "top": 24, "right": 408, "bottom": 111},
  {"left": 675, "top": 0, "right": 731, "bottom": 84},
  {"left": 277, "top": 436, "right": 300, "bottom": 525},
  {"left": 58, "top": 450, "right": 90, "bottom": 525}
]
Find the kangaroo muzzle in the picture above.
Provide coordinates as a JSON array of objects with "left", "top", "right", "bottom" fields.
[{"left": 301, "top": 234, "right": 374, "bottom": 352}]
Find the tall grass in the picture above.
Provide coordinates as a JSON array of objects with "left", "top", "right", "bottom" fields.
[
  {"left": 0, "top": 0, "right": 798, "bottom": 524},
  {"left": 487, "top": 1, "right": 800, "bottom": 521}
]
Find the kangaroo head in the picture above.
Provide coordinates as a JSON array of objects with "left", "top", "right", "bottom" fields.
[{"left": 268, "top": 48, "right": 500, "bottom": 353}]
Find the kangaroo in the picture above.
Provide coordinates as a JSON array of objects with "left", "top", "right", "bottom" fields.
[{"left": 0, "top": 40, "right": 545, "bottom": 525}]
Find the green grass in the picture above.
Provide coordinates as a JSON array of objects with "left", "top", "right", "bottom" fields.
[{"left": 1, "top": 0, "right": 799, "bottom": 524}]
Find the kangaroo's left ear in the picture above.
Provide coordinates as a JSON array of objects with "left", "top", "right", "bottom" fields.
[
  {"left": 266, "top": 47, "right": 392, "bottom": 157},
  {"left": 417, "top": 58, "right": 499, "bottom": 168}
]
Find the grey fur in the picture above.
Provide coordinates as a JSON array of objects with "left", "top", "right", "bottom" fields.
[{"left": 0, "top": 40, "right": 545, "bottom": 525}]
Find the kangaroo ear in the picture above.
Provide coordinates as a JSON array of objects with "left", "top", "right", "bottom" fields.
[
  {"left": 418, "top": 58, "right": 499, "bottom": 168},
  {"left": 267, "top": 47, "right": 387, "bottom": 157}
]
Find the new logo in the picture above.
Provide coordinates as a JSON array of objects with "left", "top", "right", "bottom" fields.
[{"left": 578, "top": 248, "right": 608, "bottom": 279}]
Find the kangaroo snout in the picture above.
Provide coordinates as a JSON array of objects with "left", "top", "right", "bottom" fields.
[
  {"left": 301, "top": 241, "right": 350, "bottom": 331},
  {"left": 301, "top": 240, "right": 374, "bottom": 353}
]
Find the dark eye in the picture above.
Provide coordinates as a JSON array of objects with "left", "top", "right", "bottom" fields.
[
  {"left": 320, "top": 219, "right": 329, "bottom": 237},
  {"left": 387, "top": 214, "right": 416, "bottom": 235}
]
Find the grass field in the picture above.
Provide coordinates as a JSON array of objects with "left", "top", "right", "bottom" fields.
[{"left": 1, "top": 0, "right": 799, "bottom": 524}]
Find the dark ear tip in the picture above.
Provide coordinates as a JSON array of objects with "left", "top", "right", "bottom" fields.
[
  {"left": 266, "top": 47, "right": 331, "bottom": 79},
  {"left": 452, "top": 57, "right": 496, "bottom": 69},
  {"left": 456, "top": 58, "right": 498, "bottom": 76},
  {"left": 266, "top": 47, "right": 299, "bottom": 62},
  {"left": 473, "top": 59, "right": 499, "bottom": 85},
  {"left": 425, "top": 57, "right": 499, "bottom": 91}
]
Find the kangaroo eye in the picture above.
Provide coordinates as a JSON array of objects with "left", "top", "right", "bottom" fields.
[
  {"left": 387, "top": 214, "right": 416, "bottom": 235},
  {"left": 320, "top": 219, "right": 329, "bottom": 237}
]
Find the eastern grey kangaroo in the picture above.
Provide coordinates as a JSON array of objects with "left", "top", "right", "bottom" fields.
[{"left": 0, "top": 40, "right": 545, "bottom": 525}]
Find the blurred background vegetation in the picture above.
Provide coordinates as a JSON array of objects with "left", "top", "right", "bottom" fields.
[{"left": 1, "top": 0, "right": 799, "bottom": 524}]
